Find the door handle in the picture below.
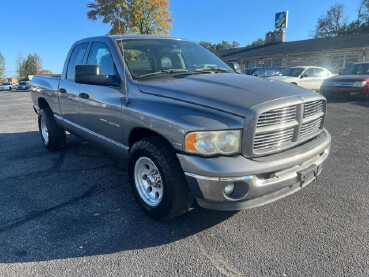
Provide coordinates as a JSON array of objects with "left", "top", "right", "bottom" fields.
[
  {"left": 59, "top": 88, "right": 67, "bottom": 94},
  {"left": 79, "top": 93, "right": 89, "bottom": 99}
]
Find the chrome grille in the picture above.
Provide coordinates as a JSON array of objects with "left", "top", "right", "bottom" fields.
[
  {"left": 253, "top": 128, "right": 294, "bottom": 150},
  {"left": 252, "top": 100, "right": 326, "bottom": 154},
  {"left": 257, "top": 106, "right": 296, "bottom": 127},
  {"left": 303, "top": 101, "right": 323, "bottom": 118},
  {"left": 301, "top": 118, "right": 322, "bottom": 137}
]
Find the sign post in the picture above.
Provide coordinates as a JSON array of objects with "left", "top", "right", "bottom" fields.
[{"left": 275, "top": 11, "right": 288, "bottom": 29}]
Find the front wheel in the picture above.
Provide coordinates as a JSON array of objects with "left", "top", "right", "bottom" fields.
[
  {"left": 129, "top": 137, "right": 194, "bottom": 220},
  {"left": 38, "top": 108, "right": 66, "bottom": 150}
]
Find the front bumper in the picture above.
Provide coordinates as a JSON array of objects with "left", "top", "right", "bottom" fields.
[
  {"left": 321, "top": 86, "right": 368, "bottom": 98},
  {"left": 177, "top": 129, "right": 331, "bottom": 211}
]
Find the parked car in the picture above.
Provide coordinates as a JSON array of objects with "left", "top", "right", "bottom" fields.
[
  {"left": 30, "top": 35, "right": 331, "bottom": 220},
  {"left": 0, "top": 82, "right": 13, "bottom": 91},
  {"left": 267, "top": 66, "right": 334, "bottom": 91},
  {"left": 12, "top": 83, "right": 19, "bottom": 90},
  {"left": 243, "top": 67, "right": 279, "bottom": 78},
  {"left": 17, "top": 81, "right": 30, "bottom": 90},
  {"left": 321, "top": 62, "right": 369, "bottom": 100}
]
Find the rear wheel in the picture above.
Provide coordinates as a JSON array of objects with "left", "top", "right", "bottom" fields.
[
  {"left": 129, "top": 136, "right": 194, "bottom": 220},
  {"left": 38, "top": 108, "right": 66, "bottom": 150}
]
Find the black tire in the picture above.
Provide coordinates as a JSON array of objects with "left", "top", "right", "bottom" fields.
[
  {"left": 129, "top": 136, "right": 194, "bottom": 221},
  {"left": 38, "top": 108, "right": 66, "bottom": 150}
]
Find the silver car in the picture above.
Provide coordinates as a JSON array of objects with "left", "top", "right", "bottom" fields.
[
  {"left": 0, "top": 82, "right": 13, "bottom": 91},
  {"left": 16, "top": 81, "right": 30, "bottom": 90}
]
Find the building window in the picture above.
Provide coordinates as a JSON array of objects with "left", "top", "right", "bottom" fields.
[
  {"left": 330, "top": 55, "right": 345, "bottom": 72},
  {"left": 263, "top": 60, "right": 272, "bottom": 67},
  {"left": 271, "top": 59, "right": 282, "bottom": 68},
  {"left": 345, "top": 54, "right": 359, "bottom": 67},
  {"left": 247, "top": 61, "right": 257, "bottom": 68}
]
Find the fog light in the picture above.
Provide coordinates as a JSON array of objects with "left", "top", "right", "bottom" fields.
[{"left": 224, "top": 184, "right": 235, "bottom": 195}]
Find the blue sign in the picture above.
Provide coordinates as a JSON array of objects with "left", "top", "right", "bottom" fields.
[{"left": 275, "top": 11, "right": 288, "bottom": 29}]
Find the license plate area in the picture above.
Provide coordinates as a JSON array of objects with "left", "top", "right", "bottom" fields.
[{"left": 297, "top": 164, "right": 320, "bottom": 185}]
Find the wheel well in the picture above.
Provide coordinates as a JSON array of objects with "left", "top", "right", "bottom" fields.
[
  {"left": 291, "top": 82, "right": 298, "bottom": 86},
  {"left": 38, "top": 97, "right": 50, "bottom": 110},
  {"left": 129, "top": 128, "right": 165, "bottom": 148}
]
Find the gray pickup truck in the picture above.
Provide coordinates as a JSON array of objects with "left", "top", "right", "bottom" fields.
[{"left": 31, "top": 35, "right": 331, "bottom": 220}]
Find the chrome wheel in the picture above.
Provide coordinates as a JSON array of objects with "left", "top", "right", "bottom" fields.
[
  {"left": 134, "top": 157, "right": 163, "bottom": 207},
  {"left": 40, "top": 117, "right": 49, "bottom": 144}
]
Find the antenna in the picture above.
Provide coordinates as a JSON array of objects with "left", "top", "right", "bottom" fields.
[{"left": 117, "top": 6, "right": 129, "bottom": 106}]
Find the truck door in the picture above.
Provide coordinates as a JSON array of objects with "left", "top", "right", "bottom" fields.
[
  {"left": 58, "top": 43, "right": 89, "bottom": 125},
  {"left": 78, "top": 41, "right": 124, "bottom": 145}
]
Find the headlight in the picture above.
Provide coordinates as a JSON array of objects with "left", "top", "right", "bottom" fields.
[
  {"left": 185, "top": 130, "right": 241, "bottom": 155},
  {"left": 352, "top": 81, "right": 367, "bottom": 87}
]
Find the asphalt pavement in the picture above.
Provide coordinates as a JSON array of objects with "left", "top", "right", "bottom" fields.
[{"left": 0, "top": 90, "right": 368, "bottom": 276}]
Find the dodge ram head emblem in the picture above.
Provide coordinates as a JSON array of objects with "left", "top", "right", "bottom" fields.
[{"left": 298, "top": 96, "right": 305, "bottom": 101}]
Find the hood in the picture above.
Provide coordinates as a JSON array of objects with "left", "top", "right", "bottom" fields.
[
  {"left": 137, "top": 73, "right": 313, "bottom": 116},
  {"left": 325, "top": 74, "right": 369, "bottom": 82}
]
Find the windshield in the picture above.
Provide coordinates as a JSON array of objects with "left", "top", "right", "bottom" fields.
[
  {"left": 279, "top": 68, "right": 304, "bottom": 77},
  {"left": 117, "top": 39, "right": 234, "bottom": 79},
  {"left": 2, "top": 82, "right": 11, "bottom": 85},
  {"left": 341, "top": 63, "right": 369, "bottom": 75},
  {"left": 19, "top": 82, "right": 27, "bottom": 85}
]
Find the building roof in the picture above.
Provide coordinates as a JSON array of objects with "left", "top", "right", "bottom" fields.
[{"left": 218, "top": 33, "right": 369, "bottom": 61}]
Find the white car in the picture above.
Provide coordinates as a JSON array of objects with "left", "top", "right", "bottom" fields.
[
  {"left": 267, "top": 66, "right": 335, "bottom": 91},
  {"left": 0, "top": 82, "right": 13, "bottom": 91},
  {"left": 12, "top": 83, "right": 18, "bottom": 89}
]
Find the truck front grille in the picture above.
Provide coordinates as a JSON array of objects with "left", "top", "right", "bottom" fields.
[
  {"left": 301, "top": 118, "right": 322, "bottom": 137},
  {"left": 256, "top": 106, "right": 296, "bottom": 127},
  {"left": 303, "top": 101, "right": 324, "bottom": 118},
  {"left": 253, "top": 100, "right": 325, "bottom": 154},
  {"left": 254, "top": 127, "right": 294, "bottom": 151}
]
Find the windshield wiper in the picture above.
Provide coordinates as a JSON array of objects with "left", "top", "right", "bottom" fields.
[
  {"left": 195, "top": 67, "right": 228, "bottom": 73},
  {"left": 139, "top": 69, "right": 189, "bottom": 78}
]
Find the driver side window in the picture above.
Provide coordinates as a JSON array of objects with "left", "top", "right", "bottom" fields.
[{"left": 87, "top": 42, "right": 117, "bottom": 76}]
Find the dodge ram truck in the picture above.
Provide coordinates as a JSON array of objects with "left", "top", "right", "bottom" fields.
[{"left": 31, "top": 35, "right": 331, "bottom": 220}]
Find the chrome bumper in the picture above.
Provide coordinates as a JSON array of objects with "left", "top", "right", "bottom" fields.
[{"left": 179, "top": 129, "right": 331, "bottom": 211}]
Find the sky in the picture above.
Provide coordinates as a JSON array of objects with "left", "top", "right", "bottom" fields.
[{"left": 0, "top": 0, "right": 360, "bottom": 77}]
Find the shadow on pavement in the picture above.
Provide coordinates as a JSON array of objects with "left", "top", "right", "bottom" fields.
[{"left": 0, "top": 131, "right": 236, "bottom": 263}]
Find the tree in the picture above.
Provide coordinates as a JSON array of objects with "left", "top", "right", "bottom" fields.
[
  {"left": 16, "top": 53, "right": 26, "bottom": 79},
  {"left": 313, "top": 4, "right": 347, "bottom": 38},
  {"left": 0, "top": 52, "right": 5, "bottom": 83},
  {"left": 24, "top": 54, "right": 38, "bottom": 77},
  {"left": 34, "top": 53, "right": 43, "bottom": 74},
  {"left": 247, "top": 38, "right": 265, "bottom": 47},
  {"left": 199, "top": 40, "right": 240, "bottom": 51},
  {"left": 87, "top": 0, "right": 173, "bottom": 35},
  {"left": 16, "top": 53, "right": 40, "bottom": 79}
]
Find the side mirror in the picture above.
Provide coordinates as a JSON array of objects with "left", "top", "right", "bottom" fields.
[
  {"left": 75, "top": 65, "right": 120, "bottom": 87},
  {"left": 300, "top": 74, "right": 307, "bottom": 79},
  {"left": 230, "top": 62, "right": 241, "bottom": 73}
]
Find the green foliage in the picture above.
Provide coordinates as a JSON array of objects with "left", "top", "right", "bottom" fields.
[
  {"left": 87, "top": 0, "right": 173, "bottom": 35},
  {"left": 199, "top": 40, "right": 240, "bottom": 51},
  {"left": 123, "top": 49, "right": 145, "bottom": 63},
  {"left": 16, "top": 53, "right": 42, "bottom": 79},
  {"left": 0, "top": 52, "right": 5, "bottom": 83},
  {"left": 247, "top": 38, "right": 265, "bottom": 47},
  {"left": 313, "top": 2, "right": 369, "bottom": 38}
]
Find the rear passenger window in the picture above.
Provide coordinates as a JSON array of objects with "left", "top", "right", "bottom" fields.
[
  {"left": 304, "top": 68, "right": 315, "bottom": 77},
  {"left": 67, "top": 43, "right": 88, "bottom": 80},
  {"left": 314, "top": 68, "right": 328, "bottom": 77},
  {"left": 87, "top": 42, "right": 117, "bottom": 76}
]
